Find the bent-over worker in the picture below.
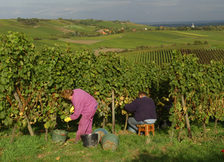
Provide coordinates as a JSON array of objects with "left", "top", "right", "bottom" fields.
[{"left": 61, "top": 89, "right": 98, "bottom": 142}]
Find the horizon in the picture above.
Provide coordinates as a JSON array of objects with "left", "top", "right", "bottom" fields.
[
  {"left": 1, "top": 17, "right": 224, "bottom": 25},
  {"left": 138, "top": 19, "right": 224, "bottom": 25}
]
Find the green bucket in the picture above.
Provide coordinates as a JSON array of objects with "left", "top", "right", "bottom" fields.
[
  {"left": 52, "top": 129, "right": 68, "bottom": 143},
  {"left": 93, "top": 128, "right": 109, "bottom": 143},
  {"left": 101, "top": 133, "right": 119, "bottom": 151}
]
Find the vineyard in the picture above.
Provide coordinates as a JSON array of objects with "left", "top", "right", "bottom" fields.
[
  {"left": 0, "top": 31, "right": 224, "bottom": 143},
  {"left": 123, "top": 49, "right": 224, "bottom": 65}
]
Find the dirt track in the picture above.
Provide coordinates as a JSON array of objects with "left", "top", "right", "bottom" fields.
[
  {"left": 61, "top": 38, "right": 101, "bottom": 44},
  {"left": 60, "top": 38, "right": 125, "bottom": 54},
  {"left": 94, "top": 48, "right": 125, "bottom": 54}
]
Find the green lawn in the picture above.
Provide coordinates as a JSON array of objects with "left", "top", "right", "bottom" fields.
[{"left": 1, "top": 123, "right": 224, "bottom": 162}]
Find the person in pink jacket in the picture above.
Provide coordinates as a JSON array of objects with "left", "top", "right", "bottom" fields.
[{"left": 61, "top": 89, "right": 98, "bottom": 142}]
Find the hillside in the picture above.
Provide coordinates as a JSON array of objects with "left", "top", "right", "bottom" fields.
[
  {"left": 0, "top": 18, "right": 150, "bottom": 50},
  {"left": 0, "top": 18, "right": 224, "bottom": 52}
]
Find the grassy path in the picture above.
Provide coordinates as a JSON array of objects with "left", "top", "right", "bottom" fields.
[{"left": 0, "top": 123, "right": 224, "bottom": 162}]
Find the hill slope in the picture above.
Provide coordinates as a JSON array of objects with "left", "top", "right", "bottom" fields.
[
  {"left": 0, "top": 18, "right": 150, "bottom": 49},
  {"left": 0, "top": 18, "right": 224, "bottom": 51}
]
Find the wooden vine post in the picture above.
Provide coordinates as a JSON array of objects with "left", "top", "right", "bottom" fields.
[
  {"left": 112, "top": 90, "right": 115, "bottom": 134},
  {"left": 181, "top": 95, "right": 192, "bottom": 138},
  {"left": 124, "top": 113, "right": 128, "bottom": 130}
]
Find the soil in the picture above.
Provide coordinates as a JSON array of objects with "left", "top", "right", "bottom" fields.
[
  {"left": 61, "top": 38, "right": 101, "bottom": 45},
  {"left": 55, "top": 27, "right": 74, "bottom": 33}
]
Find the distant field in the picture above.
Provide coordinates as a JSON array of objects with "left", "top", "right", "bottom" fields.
[
  {"left": 171, "top": 31, "right": 208, "bottom": 37},
  {"left": 0, "top": 19, "right": 224, "bottom": 51},
  {"left": 53, "top": 30, "right": 224, "bottom": 50}
]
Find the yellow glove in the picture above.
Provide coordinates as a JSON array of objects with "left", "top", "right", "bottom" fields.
[
  {"left": 121, "top": 109, "right": 127, "bottom": 115},
  {"left": 64, "top": 117, "right": 72, "bottom": 122},
  {"left": 70, "top": 106, "right": 74, "bottom": 113}
]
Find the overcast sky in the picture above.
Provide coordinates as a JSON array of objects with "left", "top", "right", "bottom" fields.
[{"left": 0, "top": 0, "right": 224, "bottom": 23}]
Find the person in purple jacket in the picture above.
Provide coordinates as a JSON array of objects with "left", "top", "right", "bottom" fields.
[
  {"left": 125, "top": 92, "right": 157, "bottom": 133},
  {"left": 61, "top": 89, "right": 98, "bottom": 142}
]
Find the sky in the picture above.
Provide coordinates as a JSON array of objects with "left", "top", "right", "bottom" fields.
[{"left": 0, "top": 0, "right": 224, "bottom": 23}]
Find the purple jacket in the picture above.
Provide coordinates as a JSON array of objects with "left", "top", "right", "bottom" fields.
[
  {"left": 70, "top": 89, "right": 98, "bottom": 120},
  {"left": 125, "top": 97, "right": 157, "bottom": 121}
]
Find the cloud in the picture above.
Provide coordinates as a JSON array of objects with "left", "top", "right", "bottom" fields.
[
  {"left": 0, "top": 0, "right": 224, "bottom": 22},
  {"left": 134, "top": 0, "right": 179, "bottom": 7}
]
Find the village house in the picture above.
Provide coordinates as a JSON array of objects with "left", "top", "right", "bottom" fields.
[{"left": 97, "top": 28, "right": 111, "bottom": 35}]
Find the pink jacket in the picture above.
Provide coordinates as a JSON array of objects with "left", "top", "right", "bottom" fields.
[{"left": 70, "top": 89, "right": 98, "bottom": 120}]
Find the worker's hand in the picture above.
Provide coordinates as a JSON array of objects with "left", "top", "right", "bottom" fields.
[
  {"left": 121, "top": 109, "right": 127, "bottom": 115},
  {"left": 70, "top": 106, "right": 74, "bottom": 113},
  {"left": 64, "top": 117, "right": 72, "bottom": 122}
]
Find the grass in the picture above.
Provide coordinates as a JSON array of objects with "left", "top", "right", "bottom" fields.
[{"left": 0, "top": 123, "right": 223, "bottom": 162}]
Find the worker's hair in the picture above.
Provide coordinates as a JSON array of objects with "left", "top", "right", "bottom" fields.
[
  {"left": 61, "top": 89, "right": 73, "bottom": 99},
  {"left": 138, "top": 91, "right": 148, "bottom": 97}
]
